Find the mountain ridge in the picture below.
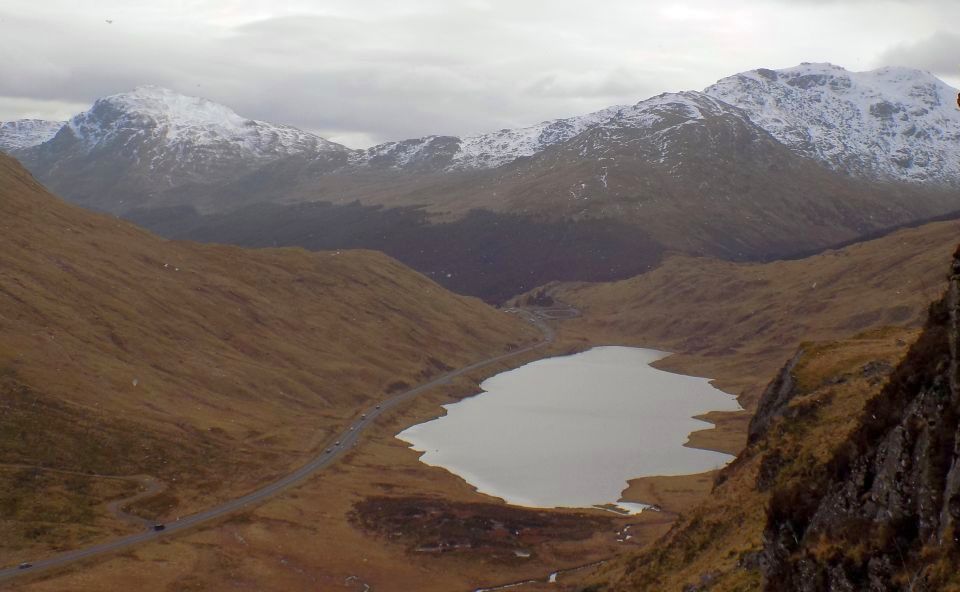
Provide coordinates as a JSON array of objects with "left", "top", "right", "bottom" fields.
[
  {"left": 12, "top": 63, "right": 960, "bottom": 301},
  {"left": 705, "top": 62, "right": 960, "bottom": 186},
  {"left": 13, "top": 63, "right": 958, "bottom": 182},
  {"left": 14, "top": 86, "right": 347, "bottom": 212},
  {"left": 0, "top": 119, "right": 64, "bottom": 152}
]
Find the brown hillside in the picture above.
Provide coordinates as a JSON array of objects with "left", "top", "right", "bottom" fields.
[
  {"left": 584, "top": 328, "right": 920, "bottom": 591},
  {"left": 539, "top": 218, "right": 959, "bottom": 414},
  {"left": 0, "top": 152, "right": 538, "bottom": 561},
  {"left": 578, "top": 247, "right": 960, "bottom": 591}
]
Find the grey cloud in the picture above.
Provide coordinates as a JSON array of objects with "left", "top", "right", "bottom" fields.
[
  {"left": 879, "top": 31, "right": 960, "bottom": 77},
  {"left": 0, "top": 7, "right": 670, "bottom": 145},
  {"left": 0, "top": 13, "right": 213, "bottom": 102},
  {"left": 1, "top": 0, "right": 957, "bottom": 147},
  {"left": 525, "top": 69, "right": 659, "bottom": 100}
]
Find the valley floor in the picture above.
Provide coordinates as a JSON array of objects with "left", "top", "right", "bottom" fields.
[
  {"left": 5, "top": 325, "right": 677, "bottom": 592},
  {"left": 5, "top": 165, "right": 956, "bottom": 590}
]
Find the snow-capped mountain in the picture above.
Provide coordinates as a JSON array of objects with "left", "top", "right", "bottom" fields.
[
  {"left": 10, "top": 70, "right": 960, "bottom": 302},
  {"left": 0, "top": 119, "right": 64, "bottom": 152},
  {"left": 576, "top": 91, "right": 750, "bottom": 162},
  {"left": 492, "top": 88, "right": 954, "bottom": 233},
  {"left": 65, "top": 85, "right": 343, "bottom": 159},
  {"left": 14, "top": 63, "right": 960, "bottom": 223},
  {"left": 356, "top": 104, "right": 625, "bottom": 172},
  {"left": 16, "top": 86, "right": 346, "bottom": 211},
  {"left": 139, "top": 86, "right": 959, "bottom": 303},
  {"left": 358, "top": 64, "right": 960, "bottom": 186},
  {"left": 455, "top": 105, "right": 626, "bottom": 169},
  {"left": 705, "top": 63, "right": 960, "bottom": 185}
]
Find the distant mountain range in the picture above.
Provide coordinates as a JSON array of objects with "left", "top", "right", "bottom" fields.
[
  {"left": 0, "top": 119, "right": 63, "bottom": 151},
  {"left": 6, "top": 63, "right": 960, "bottom": 301}
]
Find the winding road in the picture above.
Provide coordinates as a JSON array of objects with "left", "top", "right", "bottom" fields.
[
  {"left": 0, "top": 465, "right": 166, "bottom": 529},
  {"left": 0, "top": 307, "right": 564, "bottom": 584}
]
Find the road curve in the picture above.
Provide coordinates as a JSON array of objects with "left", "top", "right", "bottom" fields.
[
  {"left": 0, "top": 465, "right": 166, "bottom": 529},
  {"left": 0, "top": 308, "right": 561, "bottom": 584}
]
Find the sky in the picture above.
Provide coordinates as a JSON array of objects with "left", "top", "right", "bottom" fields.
[{"left": 1, "top": 0, "right": 958, "bottom": 148}]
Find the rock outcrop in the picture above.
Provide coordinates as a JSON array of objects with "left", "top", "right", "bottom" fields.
[{"left": 763, "top": 246, "right": 960, "bottom": 591}]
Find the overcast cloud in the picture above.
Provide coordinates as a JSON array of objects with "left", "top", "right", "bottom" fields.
[{"left": 1, "top": 0, "right": 957, "bottom": 147}]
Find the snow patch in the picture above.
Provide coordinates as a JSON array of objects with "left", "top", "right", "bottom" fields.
[
  {"left": 0, "top": 119, "right": 64, "bottom": 151},
  {"left": 66, "top": 85, "right": 344, "bottom": 160}
]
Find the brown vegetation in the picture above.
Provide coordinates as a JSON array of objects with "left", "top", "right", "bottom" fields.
[
  {"left": 350, "top": 495, "right": 612, "bottom": 559},
  {"left": 7, "top": 368, "right": 670, "bottom": 592},
  {"left": 532, "top": 218, "right": 958, "bottom": 455},
  {"left": 5, "top": 144, "right": 958, "bottom": 590},
  {"left": 0, "top": 152, "right": 538, "bottom": 561},
  {"left": 578, "top": 327, "right": 920, "bottom": 591},
  {"left": 763, "top": 262, "right": 960, "bottom": 591}
]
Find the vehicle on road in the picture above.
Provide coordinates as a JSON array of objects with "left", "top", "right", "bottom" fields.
[
  {"left": 326, "top": 448, "right": 332, "bottom": 453},
  {"left": 18, "top": 563, "right": 31, "bottom": 570},
  {"left": 335, "top": 441, "right": 340, "bottom": 446},
  {"left": 375, "top": 405, "right": 381, "bottom": 409},
  {"left": 152, "top": 524, "right": 166, "bottom": 532},
  {"left": 361, "top": 414, "right": 367, "bottom": 419}
]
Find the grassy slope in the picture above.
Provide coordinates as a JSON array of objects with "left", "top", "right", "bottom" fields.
[
  {"left": 533, "top": 219, "right": 958, "bottom": 456},
  {"left": 518, "top": 222, "right": 959, "bottom": 591},
  {"left": 0, "top": 152, "right": 539, "bottom": 560},
  {"left": 587, "top": 327, "right": 920, "bottom": 591}
]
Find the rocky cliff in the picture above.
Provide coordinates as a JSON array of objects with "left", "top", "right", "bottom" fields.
[{"left": 763, "top": 246, "right": 960, "bottom": 590}]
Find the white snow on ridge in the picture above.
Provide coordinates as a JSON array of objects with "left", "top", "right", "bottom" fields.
[
  {"left": 450, "top": 104, "right": 625, "bottom": 169},
  {"left": 25, "top": 64, "right": 959, "bottom": 187},
  {"left": 705, "top": 63, "right": 960, "bottom": 184},
  {"left": 609, "top": 91, "right": 730, "bottom": 129},
  {"left": 67, "top": 85, "right": 343, "bottom": 158},
  {"left": 0, "top": 119, "right": 64, "bottom": 151},
  {"left": 552, "top": 91, "right": 752, "bottom": 165},
  {"left": 357, "top": 91, "right": 750, "bottom": 172},
  {"left": 362, "top": 65, "right": 960, "bottom": 181},
  {"left": 356, "top": 135, "right": 456, "bottom": 169},
  {"left": 354, "top": 104, "right": 627, "bottom": 171}
]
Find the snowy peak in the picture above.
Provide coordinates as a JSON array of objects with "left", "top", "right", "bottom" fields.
[
  {"left": 552, "top": 89, "right": 783, "bottom": 169},
  {"left": 67, "top": 85, "right": 344, "bottom": 157},
  {"left": 18, "top": 86, "right": 350, "bottom": 211},
  {"left": 705, "top": 63, "right": 960, "bottom": 184},
  {"left": 358, "top": 93, "right": 750, "bottom": 173},
  {"left": 451, "top": 104, "right": 625, "bottom": 169},
  {"left": 358, "top": 104, "right": 626, "bottom": 172},
  {"left": 611, "top": 91, "right": 737, "bottom": 129},
  {"left": 0, "top": 119, "right": 64, "bottom": 152}
]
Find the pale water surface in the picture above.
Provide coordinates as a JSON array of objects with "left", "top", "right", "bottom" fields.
[{"left": 397, "top": 346, "right": 741, "bottom": 510}]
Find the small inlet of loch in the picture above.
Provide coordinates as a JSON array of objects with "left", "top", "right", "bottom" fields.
[{"left": 397, "top": 346, "right": 741, "bottom": 512}]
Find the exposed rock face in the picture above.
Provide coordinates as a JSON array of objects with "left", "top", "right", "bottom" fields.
[
  {"left": 748, "top": 350, "right": 804, "bottom": 444},
  {"left": 763, "top": 246, "right": 960, "bottom": 591}
]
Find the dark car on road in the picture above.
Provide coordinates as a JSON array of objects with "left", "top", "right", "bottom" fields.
[
  {"left": 18, "top": 563, "right": 31, "bottom": 570},
  {"left": 153, "top": 524, "right": 166, "bottom": 531}
]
